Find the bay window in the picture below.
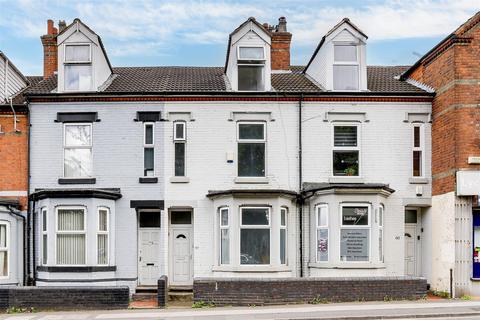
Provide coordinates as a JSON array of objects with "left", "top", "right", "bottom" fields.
[
  {"left": 0, "top": 222, "right": 8, "bottom": 277},
  {"left": 97, "top": 207, "right": 109, "bottom": 265},
  {"left": 64, "top": 44, "right": 92, "bottom": 91},
  {"left": 240, "top": 207, "right": 270, "bottom": 265},
  {"left": 316, "top": 205, "right": 329, "bottom": 262},
  {"left": 144, "top": 122, "right": 155, "bottom": 176},
  {"left": 56, "top": 208, "right": 86, "bottom": 265},
  {"left": 237, "top": 46, "right": 265, "bottom": 91},
  {"left": 174, "top": 121, "right": 186, "bottom": 177},
  {"left": 237, "top": 122, "right": 266, "bottom": 177},
  {"left": 413, "top": 124, "right": 424, "bottom": 177},
  {"left": 333, "top": 44, "right": 359, "bottom": 90},
  {"left": 340, "top": 205, "right": 370, "bottom": 262},
  {"left": 333, "top": 125, "right": 359, "bottom": 176},
  {"left": 42, "top": 208, "right": 48, "bottom": 265},
  {"left": 64, "top": 123, "right": 92, "bottom": 178},
  {"left": 378, "top": 205, "right": 384, "bottom": 262},
  {"left": 280, "top": 208, "right": 287, "bottom": 265},
  {"left": 219, "top": 208, "right": 230, "bottom": 265}
]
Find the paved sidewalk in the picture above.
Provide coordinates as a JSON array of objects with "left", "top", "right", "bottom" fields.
[{"left": 3, "top": 300, "right": 480, "bottom": 320}]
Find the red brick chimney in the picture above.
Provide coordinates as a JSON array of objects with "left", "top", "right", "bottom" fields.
[
  {"left": 270, "top": 17, "right": 292, "bottom": 71},
  {"left": 41, "top": 19, "right": 58, "bottom": 79}
]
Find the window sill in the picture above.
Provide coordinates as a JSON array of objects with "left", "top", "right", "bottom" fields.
[
  {"left": 212, "top": 265, "right": 292, "bottom": 273},
  {"left": 309, "top": 262, "right": 386, "bottom": 269},
  {"left": 37, "top": 266, "right": 116, "bottom": 273},
  {"left": 234, "top": 177, "right": 269, "bottom": 184},
  {"left": 409, "top": 177, "right": 429, "bottom": 184},
  {"left": 139, "top": 177, "right": 158, "bottom": 184},
  {"left": 170, "top": 176, "right": 190, "bottom": 183},
  {"left": 328, "top": 177, "right": 364, "bottom": 184},
  {"left": 58, "top": 178, "right": 96, "bottom": 185}
]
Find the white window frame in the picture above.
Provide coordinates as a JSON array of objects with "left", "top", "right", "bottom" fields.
[
  {"left": 378, "top": 204, "right": 384, "bottom": 263},
  {"left": 280, "top": 207, "right": 288, "bottom": 265},
  {"left": 412, "top": 123, "right": 425, "bottom": 178},
  {"left": 64, "top": 43, "right": 92, "bottom": 64},
  {"left": 41, "top": 207, "right": 48, "bottom": 265},
  {"left": 333, "top": 43, "right": 359, "bottom": 91},
  {"left": 97, "top": 207, "right": 109, "bottom": 266},
  {"left": 237, "top": 121, "right": 267, "bottom": 177},
  {"left": 143, "top": 122, "right": 155, "bottom": 177},
  {"left": 219, "top": 207, "right": 230, "bottom": 265},
  {"left": 0, "top": 221, "right": 10, "bottom": 279},
  {"left": 237, "top": 46, "right": 266, "bottom": 61},
  {"left": 339, "top": 203, "right": 371, "bottom": 263},
  {"left": 315, "top": 204, "right": 329, "bottom": 263},
  {"left": 63, "top": 123, "right": 93, "bottom": 178},
  {"left": 331, "top": 123, "right": 361, "bottom": 177},
  {"left": 173, "top": 121, "right": 187, "bottom": 177},
  {"left": 237, "top": 64, "right": 265, "bottom": 92},
  {"left": 55, "top": 206, "right": 87, "bottom": 266},
  {"left": 239, "top": 207, "right": 271, "bottom": 266}
]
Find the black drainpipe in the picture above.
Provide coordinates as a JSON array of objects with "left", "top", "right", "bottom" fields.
[
  {"left": 32, "top": 200, "right": 36, "bottom": 285},
  {"left": 298, "top": 94, "right": 304, "bottom": 278},
  {"left": 26, "top": 102, "right": 32, "bottom": 285},
  {"left": 6, "top": 206, "right": 26, "bottom": 286}
]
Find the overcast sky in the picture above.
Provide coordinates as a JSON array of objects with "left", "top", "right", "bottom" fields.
[{"left": 0, "top": 0, "right": 478, "bottom": 75}]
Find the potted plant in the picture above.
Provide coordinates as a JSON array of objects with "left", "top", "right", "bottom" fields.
[{"left": 344, "top": 166, "right": 357, "bottom": 176}]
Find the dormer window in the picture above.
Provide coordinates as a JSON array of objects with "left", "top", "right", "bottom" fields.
[
  {"left": 333, "top": 44, "right": 359, "bottom": 91},
  {"left": 237, "top": 46, "right": 265, "bottom": 91},
  {"left": 64, "top": 44, "right": 93, "bottom": 91}
]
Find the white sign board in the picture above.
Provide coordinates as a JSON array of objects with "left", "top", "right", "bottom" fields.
[{"left": 457, "top": 171, "right": 480, "bottom": 196}]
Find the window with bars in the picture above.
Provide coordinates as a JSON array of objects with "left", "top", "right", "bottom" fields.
[
  {"left": 237, "top": 122, "right": 266, "bottom": 177},
  {"left": 0, "top": 222, "right": 8, "bottom": 277},
  {"left": 64, "top": 44, "right": 92, "bottom": 91},
  {"left": 42, "top": 208, "right": 48, "bottom": 265},
  {"left": 333, "top": 44, "right": 359, "bottom": 90},
  {"left": 219, "top": 208, "right": 230, "bottom": 265},
  {"left": 97, "top": 208, "right": 109, "bottom": 265},
  {"left": 174, "top": 121, "right": 186, "bottom": 176},
  {"left": 280, "top": 208, "right": 287, "bottom": 265},
  {"left": 144, "top": 122, "right": 155, "bottom": 176},
  {"left": 316, "top": 205, "right": 329, "bottom": 262},
  {"left": 64, "top": 123, "right": 92, "bottom": 178},
  {"left": 413, "top": 124, "right": 424, "bottom": 177},
  {"left": 333, "top": 125, "right": 359, "bottom": 176},
  {"left": 56, "top": 208, "right": 86, "bottom": 265}
]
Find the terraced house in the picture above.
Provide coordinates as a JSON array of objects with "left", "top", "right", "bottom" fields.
[{"left": 17, "top": 15, "right": 437, "bottom": 303}]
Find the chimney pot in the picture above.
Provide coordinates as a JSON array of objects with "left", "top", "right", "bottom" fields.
[
  {"left": 277, "top": 16, "right": 287, "bottom": 32},
  {"left": 59, "top": 20, "right": 67, "bottom": 33}
]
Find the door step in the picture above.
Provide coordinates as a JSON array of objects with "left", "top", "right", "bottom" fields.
[
  {"left": 168, "top": 289, "right": 193, "bottom": 303},
  {"left": 135, "top": 285, "right": 157, "bottom": 294},
  {"left": 132, "top": 292, "right": 157, "bottom": 302}
]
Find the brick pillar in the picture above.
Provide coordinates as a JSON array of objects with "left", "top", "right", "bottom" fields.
[
  {"left": 270, "top": 17, "right": 292, "bottom": 72},
  {"left": 157, "top": 275, "right": 168, "bottom": 308},
  {"left": 41, "top": 19, "right": 58, "bottom": 80}
]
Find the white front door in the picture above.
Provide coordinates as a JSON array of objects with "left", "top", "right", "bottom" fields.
[
  {"left": 138, "top": 210, "right": 161, "bottom": 286},
  {"left": 169, "top": 210, "right": 193, "bottom": 286},
  {"left": 404, "top": 224, "right": 417, "bottom": 276}
]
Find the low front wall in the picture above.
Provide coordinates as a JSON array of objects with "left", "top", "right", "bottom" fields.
[
  {"left": 0, "top": 286, "right": 129, "bottom": 310},
  {"left": 194, "top": 277, "right": 428, "bottom": 306}
]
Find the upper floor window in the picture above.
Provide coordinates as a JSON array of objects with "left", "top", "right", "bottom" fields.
[
  {"left": 333, "top": 125, "right": 359, "bottom": 176},
  {"left": 413, "top": 124, "right": 424, "bottom": 177},
  {"left": 333, "top": 44, "right": 359, "bottom": 90},
  {"left": 174, "top": 121, "right": 186, "bottom": 177},
  {"left": 144, "top": 122, "right": 155, "bottom": 177},
  {"left": 64, "top": 123, "right": 92, "bottom": 178},
  {"left": 237, "top": 46, "right": 265, "bottom": 91},
  {"left": 237, "top": 122, "right": 266, "bottom": 177},
  {"left": 64, "top": 44, "right": 93, "bottom": 91}
]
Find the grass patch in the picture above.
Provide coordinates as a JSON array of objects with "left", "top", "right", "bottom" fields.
[
  {"left": 6, "top": 306, "right": 37, "bottom": 314},
  {"left": 429, "top": 290, "right": 450, "bottom": 299},
  {"left": 192, "top": 301, "right": 215, "bottom": 308},
  {"left": 309, "top": 296, "right": 329, "bottom": 304},
  {"left": 461, "top": 295, "right": 472, "bottom": 300}
]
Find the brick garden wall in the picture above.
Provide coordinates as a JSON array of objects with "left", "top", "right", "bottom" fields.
[
  {"left": 194, "top": 277, "right": 428, "bottom": 306},
  {"left": 0, "top": 286, "right": 129, "bottom": 310}
]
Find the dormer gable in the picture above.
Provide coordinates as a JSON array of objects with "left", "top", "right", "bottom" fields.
[
  {"left": 225, "top": 17, "right": 272, "bottom": 91},
  {"left": 0, "top": 51, "right": 28, "bottom": 103},
  {"left": 56, "top": 19, "right": 112, "bottom": 93},
  {"left": 304, "top": 18, "right": 368, "bottom": 92}
]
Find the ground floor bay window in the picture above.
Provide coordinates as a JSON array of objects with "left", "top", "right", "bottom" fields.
[
  {"left": 56, "top": 207, "right": 86, "bottom": 265},
  {"left": 240, "top": 207, "right": 270, "bottom": 265},
  {"left": 0, "top": 222, "right": 8, "bottom": 277}
]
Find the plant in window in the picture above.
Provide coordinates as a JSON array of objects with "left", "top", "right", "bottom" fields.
[{"left": 344, "top": 166, "right": 358, "bottom": 176}]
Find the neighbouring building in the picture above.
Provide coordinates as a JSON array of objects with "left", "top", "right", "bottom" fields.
[
  {"left": 400, "top": 11, "right": 480, "bottom": 296},
  {"left": 22, "top": 16, "right": 434, "bottom": 298},
  {"left": 0, "top": 51, "right": 38, "bottom": 286}
]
